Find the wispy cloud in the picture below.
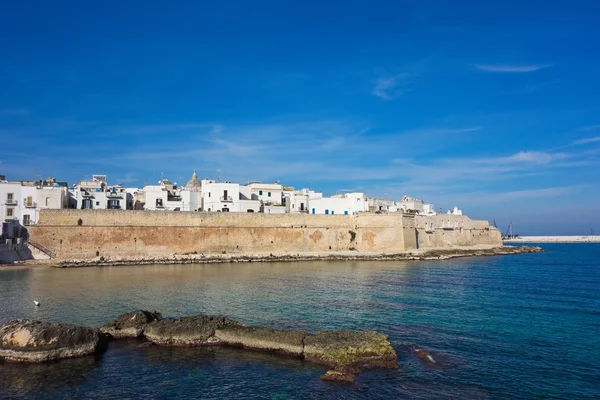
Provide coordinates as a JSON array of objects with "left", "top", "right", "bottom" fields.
[
  {"left": 475, "top": 64, "right": 551, "bottom": 73},
  {"left": 574, "top": 136, "right": 600, "bottom": 145},
  {"left": 372, "top": 73, "right": 410, "bottom": 100},
  {"left": 502, "top": 150, "right": 568, "bottom": 164}
]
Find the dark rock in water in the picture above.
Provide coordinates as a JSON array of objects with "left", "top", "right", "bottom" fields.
[
  {"left": 303, "top": 330, "right": 398, "bottom": 381},
  {"left": 0, "top": 319, "right": 108, "bottom": 363},
  {"left": 412, "top": 345, "right": 437, "bottom": 366},
  {"left": 321, "top": 369, "right": 356, "bottom": 382},
  {"left": 100, "top": 310, "right": 162, "bottom": 339},
  {"left": 215, "top": 326, "right": 306, "bottom": 356},
  {"left": 144, "top": 315, "right": 244, "bottom": 346}
]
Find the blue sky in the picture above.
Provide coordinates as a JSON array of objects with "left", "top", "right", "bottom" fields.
[{"left": 1, "top": 0, "right": 599, "bottom": 234}]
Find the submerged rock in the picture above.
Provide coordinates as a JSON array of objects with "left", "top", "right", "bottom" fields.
[
  {"left": 303, "top": 330, "right": 398, "bottom": 381},
  {"left": 413, "top": 346, "right": 436, "bottom": 365},
  {"left": 144, "top": 315, "right": 244, "bottom": 346},
  {"left": 215, "top": 326, "right": 306, "bottom": 356},
  {"left": 321, "top": 369, "right": 356, "bottom": 382},
  {"left": 0, "top": 319, "right": 108, "bottom": 363},
  {"left": 101, "top": 310, "right": 162, "bottom": 339}
]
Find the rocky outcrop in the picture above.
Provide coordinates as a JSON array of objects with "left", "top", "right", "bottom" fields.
[
  {"left": 214, "top": 326, "right": 306, "bottom": 356},
  {"left": 45, "top": 245, "right": 543, "bottom": 268},
  {"left": 100, "top": 310, "right": 162, "bottom": 339},
  {"left": 0, "top": 319, "right": 108, "bottom": 362},
  {"left": 303, "top": 330, "right": 398, "bottom": 381},
  {"left": 143, "top": 315, "right": 244, "bottom": 346},
  {"left": 140, "top": 313, "right": 398, "bottom": 381}
]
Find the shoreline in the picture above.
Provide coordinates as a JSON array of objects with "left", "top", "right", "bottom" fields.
[
  {"left": 16, "top": 245, "right": 543, "bottom": 268},
  {"left": 504, "top": 236, "right": 600, "bottom": 243}
]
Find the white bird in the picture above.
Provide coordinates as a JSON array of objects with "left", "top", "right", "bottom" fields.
[{"left": 33, "top": 300, "right": 40, "bottom": 307}]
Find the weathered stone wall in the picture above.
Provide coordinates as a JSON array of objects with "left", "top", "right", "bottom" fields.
[
  {"left": 28, "top": 210, "right": 501, "bottom": 260},
  {"left": 414, "top": 214, "right": 502, "bottom": 249}
]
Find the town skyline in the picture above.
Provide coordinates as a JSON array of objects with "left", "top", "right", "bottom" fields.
[{"left": 1, "top": 1, "right": 599, "bottom": 235}]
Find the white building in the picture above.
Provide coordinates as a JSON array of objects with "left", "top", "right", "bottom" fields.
[
  {"left": 201, "top": 179, "right": 260, "bottom": 212},
  {"left": 368, "top": 197, "right": 399, "bottom": 212},
  {"left": 309, "top": 192, "right": 368, "bottom": 215},
  {"left": 70, "top": 175, "right": 127, "bottom": 210},
  {"left": 245, "top": 182, "right": 284, "bottom": 205},
  {"left": 1, "top": 176, "right": 68, "bottom": 230},
  {"left": 447, "top": 206, "right": 463, "bottom": 216},
  {"left": 283, "top": 188, "right": 322, "bottom": 214}
]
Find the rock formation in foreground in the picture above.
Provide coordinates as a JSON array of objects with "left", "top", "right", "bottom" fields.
[
  {"left": 1, "top": 312, "right": 398, "bottom": 382},
  {"left": 143, "top": 315, "right": 244, "bottom": 346},
  {"left": 135, "top": 312, "right": 398, "bottom": 381},
  {"left": 100, "top": 310, "right": 162, "bottom": 339},
  {"left": 0, "top": 319, "right": 108, "bottom": 362}
]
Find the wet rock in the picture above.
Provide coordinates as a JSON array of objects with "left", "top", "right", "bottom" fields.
[
  {"left": 215, "top": 326, "right": 306, "bottom": 356},
  {"left": 144, "top": 315, "right": 244, "bottom": 346},
  {"left": 321, "top": 369, "right": 356, "bottom": 382},
  {"left": 413, "top": 346, "right": 436, "bottom": 365},
  {"left": 100, "top": 310, "right": 162, "bottom": 339},
  {"left": 303, "top": 330, "right": 398, "bottom": 380},
  {"left": 0, "top": 319, "right": 108, "bottom": 363}
]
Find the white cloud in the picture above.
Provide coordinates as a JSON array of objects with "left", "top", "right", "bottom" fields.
[
  {"left": 475, "top": 64, "right": 551, "bottom": 73},
  {"left": 372, "top": 73, "right": 410, "bottom": 100},
  {"left": 574, "top": 136, "right": 600, "bottom": 145},
  {"left": 503, "top": 151, "right": 567, "bottom": 164}
]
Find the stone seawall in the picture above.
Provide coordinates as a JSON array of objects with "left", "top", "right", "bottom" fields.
[{"left": 28, "top": 210, "right": 502, "bottom": 261}]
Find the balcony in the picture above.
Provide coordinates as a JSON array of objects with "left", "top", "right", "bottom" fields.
[
  {"left": 24, "top": 201, "right": 37, "bottom": 208},
  {"left": 220, "top": 196, "right": 233, "bottom": 202},
  {"left": 441, "top": 224, "right": 455, "bottom": 230},
  {"left": 5, "top": 199, "right": 17, "bottom": 205},
  {"left": 4, "top": 216, "right": 18, "bottom": 221},
  {"left": 106, "top": 192, "right": 123, "bottom": 198}
]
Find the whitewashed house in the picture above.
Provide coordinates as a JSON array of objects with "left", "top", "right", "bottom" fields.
[
  {"left": 309, "top": 192, "right": 368, "bottom": 215},
  {"left": 283, "top": 188, "right": 322, "bottom": 214},
  {"left": 200, "top": 179, "right": 260, "bottom": 212},
  {"left": 245, "top": 182, "right": 284, "bottom": 205}
]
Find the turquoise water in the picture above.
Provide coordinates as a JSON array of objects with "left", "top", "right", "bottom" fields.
[{"left": 0, "top": 243, "right": 598, "bottom": 399}]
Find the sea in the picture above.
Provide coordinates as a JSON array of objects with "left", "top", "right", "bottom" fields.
[{"left": 0, "top": 243, "right": 598, "bottom": 399}]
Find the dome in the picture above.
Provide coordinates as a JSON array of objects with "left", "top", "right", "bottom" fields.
[{"left": 186, "top": 170, "right": 202, "bottom": 190}]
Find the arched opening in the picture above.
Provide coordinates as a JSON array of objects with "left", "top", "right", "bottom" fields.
[{"left": 77, "top": 219, "right": 83, "bottom": 226}]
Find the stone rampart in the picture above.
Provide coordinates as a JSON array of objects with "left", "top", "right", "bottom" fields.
[
  {"left": 414, "top": 214, "right": 502, "bottom": 248},
  {"left": 28, "top": 210, "right": 501, "bottom": 260}
]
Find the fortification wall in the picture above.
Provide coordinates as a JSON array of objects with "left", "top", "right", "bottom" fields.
[
  {"left": 414, "top": 214, "right": 502, "bottom": 248},
  {"left": 29, "top": 210, "right": 412, "bottom": 260},
  {"left": 28, "top": 210, "right": 501, "bottom": 260}
]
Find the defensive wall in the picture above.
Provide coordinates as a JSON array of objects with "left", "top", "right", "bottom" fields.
[{"left": 27, "top": 210, "right": 502, "bottom": 260}]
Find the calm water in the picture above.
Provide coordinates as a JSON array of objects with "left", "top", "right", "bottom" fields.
[{"left": 0, "top": 243, "right": 598, "bottom": 399}]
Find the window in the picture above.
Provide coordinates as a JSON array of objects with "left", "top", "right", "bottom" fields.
[
  {"left": 26, "top": 196, "right": 33, "bottom": 207},
  {"left": 300, "top": 202, "right": 304, "bottom": 211},
  {"left": 325, "top": 209, "right": 329, "bottom": 215},
  {"left": 156, "top": 198, "right": 163, "bottom": 207},
  {"left": 209, "top": 192, "right": 211, "bottom": 198},
  {"left": 268, "top": 192, "right": 271, "bottom": 197},
  {"left": 7, "top": 193, "right": 13, "bottom": 201},
  {"left": 96, "top": 201, "right": 100, "bottom": 206},
  {"left": 222, "top": 207, "right": 229, "bottom": 212},
  {"left": 45, "top": 197, "right": 50, "bottom": 207},
  {"left": 23, "top": 215, "right": 30, "bottom": 225},
  {"left": 6, "top": 208, "right": 13, "bottom": 217},
  {"left": 259, "top": 190, "right": 263, "bottom": 195},
  {"left": 108, "top": 200, "right": 120, "bottom": 209},
  {"left": 247, "top": 209, "right": 254, "bottom": 212},
  {"left": 223, "top": 190, "right": 228, "bottom": 200}
]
